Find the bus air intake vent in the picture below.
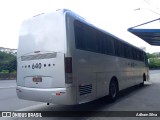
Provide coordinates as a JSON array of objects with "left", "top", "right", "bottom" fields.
[
  {"left": 21, "top": 53, "right": 56, "bottom": 61},
  {"left": 79, "top": 84, "right": 92, "bottom": 96}
]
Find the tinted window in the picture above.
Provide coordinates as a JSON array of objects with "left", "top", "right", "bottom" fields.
[
  {"left": 74, "top": 20, "right": 145, "bottom": 62},
  {"left": 74, "top": 20, "right": 114, "bottom": 55},
  {"left": 98, "top": 32, "right": 114, "bottom": 55}
]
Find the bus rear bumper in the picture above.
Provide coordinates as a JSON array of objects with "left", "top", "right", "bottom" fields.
[{"left": 16, "top": 86, "right": 77, "bottom": 105}]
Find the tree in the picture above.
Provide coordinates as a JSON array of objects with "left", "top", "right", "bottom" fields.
[
  {"left": 146, "top": 53, "right": 157, "bottom": 58},
  {"left": 147, "top": 52, "right": 160, "bottom": 69},
  {"left": 0, "top": 51, "right": 16, "bottom": 73},
  {"left": 149, "top": 58, "right": 160, "bottom": 69}
]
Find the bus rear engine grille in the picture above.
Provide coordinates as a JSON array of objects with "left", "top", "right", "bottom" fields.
[
  {"left": 21, "top": 53, "right": 56, "bottom": 61},
  {"left": 79, "top": 84, "right": 92, "bottom": 96}
]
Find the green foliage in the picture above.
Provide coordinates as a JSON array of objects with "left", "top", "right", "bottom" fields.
[
  {"left": 146, "top": 53, "right": 157, "bottom": 58},
  {"left": 0, "top": 51, "right": 17, "bottom": 73},
  {"left": 0, "top": 70, "right": 9, "bottom": 73},
  {"left": 149, "top": 58, "right": 160, "bottom": 69},
  {"left": 147, "top": 52, "right": 160, "bottom": 69}
]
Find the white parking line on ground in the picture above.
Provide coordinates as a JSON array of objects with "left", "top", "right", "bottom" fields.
[
  {"left": 0, "top": 86, "right": 16, "bottom": 89},
  {"left": 16, "top": 103, "right": 46, "bottom": 111}
]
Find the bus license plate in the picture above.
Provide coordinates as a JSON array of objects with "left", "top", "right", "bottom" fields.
[{"left": 32, "top": 77, "right": 42, "bottom": 82}]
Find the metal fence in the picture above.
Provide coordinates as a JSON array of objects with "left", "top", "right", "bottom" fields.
[{"left": 0, "top": 73, "right": 16, "bottom": 80}]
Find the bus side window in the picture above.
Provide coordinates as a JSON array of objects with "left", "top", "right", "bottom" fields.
[
  {"left": 114, "top": 40, "right": 124, "bottom": 57},
  {"left": 96, "top": 32, "right": 103, "bottom": 54},
  {"left": 84, "top": 26, "right": 98, "bottom": 52},
  {"left": 74, "top": 21, "right": 85, "bottom": 50},
  {"left": 145, "top": 53, "right": 149, "bottom": 66},
  {"left": 106, "top": 35, "right": 114, "bottom": 55}
]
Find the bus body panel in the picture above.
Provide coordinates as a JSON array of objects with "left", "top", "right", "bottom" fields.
[
  {"left": 17, "top": 10, "right": 78, "bottom": 105},
  {"left": 17, "top": 10, "right": 67, "bottom": 88},
  {"left": 65, "top": 11, "right": 149, "bottom": 104},
  {"left": 17, "top": 86, "right": 77, "bottom": 105},
  {"left": 17, "top": 52, "right": 65, "bottom": 88},
  {"left": 17, "top": 11, "right": 66, "bottom": 58}
]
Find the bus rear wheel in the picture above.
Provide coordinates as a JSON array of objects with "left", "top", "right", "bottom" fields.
[
  {"left": 109, "top": 79, "right": 118, "bottom": 102},
  {"left": 140, "top": 74, "right": 146, "bottom": 87}
]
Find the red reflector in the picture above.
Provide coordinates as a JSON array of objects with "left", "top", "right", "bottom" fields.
[
  {"left": 56, "top": 93, "right": 61, "bottom": 96},
  {"left": 65, "top": 57, "right": 72, "bottom": 73}
]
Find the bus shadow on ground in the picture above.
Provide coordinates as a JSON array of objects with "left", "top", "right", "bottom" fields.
[
  {"left": 46, "top": 83, "right": 151, "bottom": 112},
  {"left": 117, "top": 82, "right": 151, "bottom": 100}
]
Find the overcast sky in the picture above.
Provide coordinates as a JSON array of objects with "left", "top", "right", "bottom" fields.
[{"left": 0, "top": 0, "right": 160, "bottom": 53}]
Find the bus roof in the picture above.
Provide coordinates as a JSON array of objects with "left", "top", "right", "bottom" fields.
[
  {"left": 32, "top": 9, "right": 145, "bottom": 52},
  {"left": 61, "top": 9, "right": 145, "bottom": 52}
]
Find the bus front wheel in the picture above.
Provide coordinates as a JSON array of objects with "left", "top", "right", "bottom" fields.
[{"left": 108, "top": 78, "right": 119, "bottom": 102}]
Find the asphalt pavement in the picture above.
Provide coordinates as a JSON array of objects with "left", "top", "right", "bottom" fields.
[{"left": 0, "top": 70, "right": 160, "bottom": 120}]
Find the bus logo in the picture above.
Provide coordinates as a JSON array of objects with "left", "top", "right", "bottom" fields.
[{"left": 32, "top": 63, "right": 42, "bottom": 69}]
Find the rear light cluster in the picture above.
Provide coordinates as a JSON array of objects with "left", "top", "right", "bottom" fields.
[
  {"left": 65, "top": 57, "right": 72, "bottom": 73},
  {"left": 65, "top": 57, "right": 73, "bottom": 84}
]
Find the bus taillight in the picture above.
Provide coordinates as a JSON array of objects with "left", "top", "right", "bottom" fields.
[
  {"left": 65, "top": 57, "right": 72, "bottom": 73},
  {"left": 65, "top": 57, "right": 72, "bottom": 84}
]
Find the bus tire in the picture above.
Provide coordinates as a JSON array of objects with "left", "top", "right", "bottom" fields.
[
  {"left": 108, "top": 78, "right": 119, "bottom": 102},
  {"left": 140, "top": 74, "right": 146, "bottom": 87}
]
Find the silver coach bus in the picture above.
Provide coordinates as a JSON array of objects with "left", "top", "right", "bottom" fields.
[{"left": 16, "top": 9, "right": 149, "bottom": 105}]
